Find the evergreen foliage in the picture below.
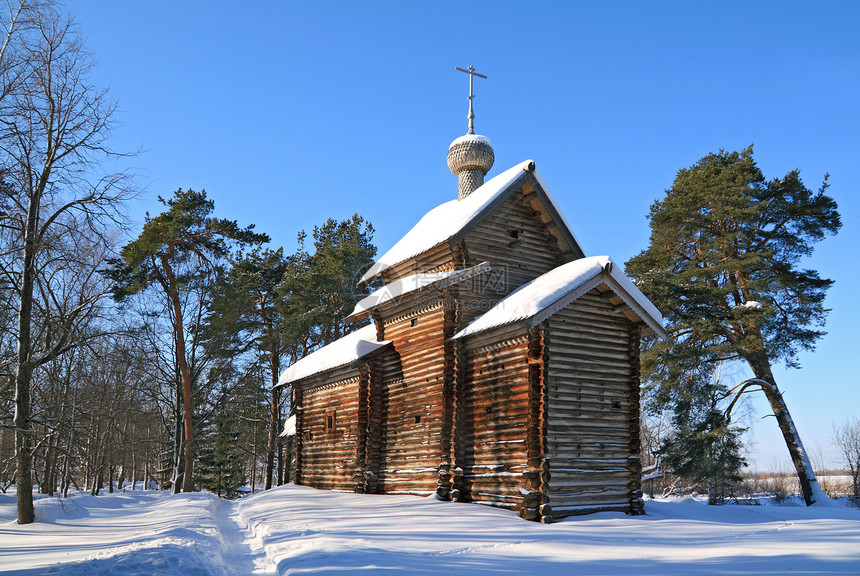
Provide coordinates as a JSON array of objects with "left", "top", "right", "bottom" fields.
[
  {"left": 656, "top": 365, "right": 746, "bottom": 504},
  {"left": 627, "top": 146, "right": 841, "bottom": 505},
  {"left": 112, "top": 189, "right": 269, "bottom": 300},
  {"left": 204, "top": 247, "right": 289, "bottom": 489},
  {"left": 278, "top": 214, "right": 378, "bottom": 353},
  {"left": 198, "top": 389, "right": 246, "bottom": 499},
  {"left": 110, "top": 188, "right": 267, "bottom": 492}
]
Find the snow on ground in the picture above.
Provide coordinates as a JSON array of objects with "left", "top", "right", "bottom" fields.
[
  {"left": 2, "top": 486, "right": 859, "bottom": 575},
  {"left": 0, "top": 489, "right": 267, "bottom": 575}
]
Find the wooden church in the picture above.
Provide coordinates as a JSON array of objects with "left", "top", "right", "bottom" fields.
[{"left": 277, "top": 74, "right": 667, "bottom": 522}]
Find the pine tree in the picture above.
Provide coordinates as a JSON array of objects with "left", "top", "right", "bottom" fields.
[
  {"left": 205, "top": 247, "right": 288, "bottom": 490},
  {"left": 110, "top": 189, "right": 267, "bottom": 492},
  {"left": 278, "top": 214, "right": 378, "bottom": 350},
  {"left": 626, "top": 146, "right": 841, "bottom": 505},
  {"left": 198, "top": 390, "right": 246, "bottom": 499},
  {"left": 656, "top": 364, "right": 746, "bottom": 504}
]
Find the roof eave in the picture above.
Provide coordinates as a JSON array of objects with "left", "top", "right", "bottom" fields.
[
  {"left": 524, "top": 172, "right": 586, "bottom": 259},
  {"left": 275, "top": 340, "right": 393, "bottom": 389},
  {"left": 455, "top": 269, "right": 668, "bottom": 342},
  {"left": 348, "top": 262, "right": 492, "bottom": 323}
]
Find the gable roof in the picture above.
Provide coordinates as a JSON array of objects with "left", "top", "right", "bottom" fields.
[
  {"left": 276, "top": 324, "right": 391, "bottom": 388},
  {"left": 452, "top": 256, "right": 668, "bottom": 341},
  {"left": 357, "top": 160, "right": 585, "bottom": 288},
  {"left": 346, "top": 262, "right": 491, "bottom": 323}
]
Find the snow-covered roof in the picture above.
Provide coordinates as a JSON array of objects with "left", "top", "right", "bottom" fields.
[
  {"left": 347, "top": 262, "right": 491, "bottom": 322},
  {"left": 453, "top": 256, "right": 667, "bottom": 341},
  {"left": 276, "top": 324, "right": 390, "bottom": 388},
  {"left": 358, "top": 160, "right": 583, "bottom": 287}
]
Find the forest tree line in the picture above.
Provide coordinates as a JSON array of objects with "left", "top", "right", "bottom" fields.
[
  {"left": 1, "top": 1, "right": 856, "bottom": 526},
  {"left": 0, "top": 0, "right": 379, "bottom": 523}
]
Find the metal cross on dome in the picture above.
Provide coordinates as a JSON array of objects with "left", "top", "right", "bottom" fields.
[{"left": 456, "top": 65, "right": 487, "bottom": 135}]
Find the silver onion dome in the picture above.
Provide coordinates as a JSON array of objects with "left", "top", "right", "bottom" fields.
[{"left": 447, "top": 133, "right": 495, "bottom": 200}]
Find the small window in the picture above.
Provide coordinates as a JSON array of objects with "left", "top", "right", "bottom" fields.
[
  {"left": 411, "top": 317, "right": 419, "bottom": 327},
  {"left": 507, "top": 229, "right": 525, "bottom": 248},
  {"left": 325, "top": 411, "right": 336, "bottom": 433},
  {"left": 414, "top": 415, "right": 421, "bottom": 424}
]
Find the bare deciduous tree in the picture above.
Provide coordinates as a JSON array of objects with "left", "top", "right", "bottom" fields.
[
  {"left": 0, "top": 2, "right": 130, "bottom": 523},
  {"left": 833, "top": 417, "right": 860, "bottom": 502}
]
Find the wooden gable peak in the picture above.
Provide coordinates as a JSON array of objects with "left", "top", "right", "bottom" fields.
[
  {"left": 357, "top": 160, "right": 585, "bottom": 289},
  {"left": 452, "top": 256, "right": 669, "bottom": 342}
]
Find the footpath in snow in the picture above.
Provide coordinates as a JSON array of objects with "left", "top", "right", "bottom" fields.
[
  {"left": 2, "top": 485, "right": 859, "bottom": 575},
  {"left": 0, "top": 489, "right": 268, "bottom": 575}
]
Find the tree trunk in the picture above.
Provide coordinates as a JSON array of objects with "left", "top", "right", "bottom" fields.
[
  {"left": 171, "top": 369, "right": 183, "bottom": 494},
  {"left": 14, "top": 363, "right": 35, "bottom": 524},
  {"left": 130, "top": 453, "right": 136, "bottom": 491},
  {"left": 162, "top": 258, "right": 195, "bottom": 493},
  {"left": 277, "top": 440, "right": 284, "bottom": 486},
  {"left": 14, "top": 192, "right": 40, "bottom": 524},
  {"left": 750, "top": 361, "right": 823, "bottom": 505},
  {"left": 265, "top": 333, "right": 281, "bottom": 490},
  {"left": 41, "top": 435, "right": 57, "bottom": 496},
  {"left": 284, "top": 436, "right": 293, "bottom": 484},
  {"left": 63, "top": 383, "right": 78, "bottom": 498}
]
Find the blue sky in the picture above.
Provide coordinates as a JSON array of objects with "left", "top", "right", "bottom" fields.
[{"left": 71, "top": 1, "right": 858, "bottom": 471}]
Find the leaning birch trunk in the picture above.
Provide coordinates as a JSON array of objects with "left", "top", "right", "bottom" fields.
[
  {"left": 760, "top": 382, "right": 824, "bottom": 505},
  {"left": 746, "top": 360, "right": 825, "bottom": 506}
]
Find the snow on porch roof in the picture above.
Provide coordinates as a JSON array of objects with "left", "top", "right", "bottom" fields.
[
  {"left": 358, "top": 160, "right": 583, "bottom": 287},
  {"left": 279, "top": 414, "right": 296, "bottom": 438},
  {"left": 452, "top": 256, "right": 668, "bottom": 341},
  {"left": 276, "top": 324, "right": 390, "bottom": 388},
  {"left": 346, "top": 262, "right": 491, "bottom": 322}
]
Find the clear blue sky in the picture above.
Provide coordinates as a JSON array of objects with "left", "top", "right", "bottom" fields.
[{"left": 70, "top": 1, "right": 858, "bottom": 471}]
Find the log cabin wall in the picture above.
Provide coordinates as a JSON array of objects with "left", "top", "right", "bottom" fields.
[
  {"left": 458, "top": 324, "right": 531, "bottom": 510},
  {"left": 380, "top": 243, "right": 455, "bottom": 287},
  {"left": 464, "top": 183, "right": 572, "bottom": 310},
  {"left": 296, "top": 364, "right": 363, "bottom": 492},
  {"left": 543, "top": 289, "right": 641, "bottom": 517},
  {"left": 375, "top": 301, "right": 448, "bottom": 495},
  {"left": 364, "top": 347, "right": 403, "bottom": 494}
]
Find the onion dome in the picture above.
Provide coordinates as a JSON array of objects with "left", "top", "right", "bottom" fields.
[{"left": 447, "top": 134, "right": 495, "bottom": 200}]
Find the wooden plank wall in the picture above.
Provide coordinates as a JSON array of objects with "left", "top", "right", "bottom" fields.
[
  {"left": 462, "top": 188, "right": 566, "bottom": 302},
  {"left": 544, "top": 290, "right": 640, "bottom": 517},
  {"left": 381, "top": 243, "right": 455, "bottom": 286},
  {"left": 364, "top": 348, "right": 402, "bottom": 494},
  {"left": 458, "top": 325, "right": 531, "bottom": 510},
  {"left": 296, "top": 365, "right": 362, "bottom": 492},
  {"left": 375, "top": 303, "right": 448, "bottom": 495}
]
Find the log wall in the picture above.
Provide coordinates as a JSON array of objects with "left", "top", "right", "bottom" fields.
[
  {"left": 375, "top": 302, "right": 448, "bottom": 495},
  {"left": 381, "top": 243, "right": 455, "bottom": 286},
  {"left": 462, "top": 188, "right": 566, "bottom": 298},
  {"left": 543, "top": 289, "right": 641, "bottom": 517},
  {"left": 296, "top": 365, "right": 362, "bottom": 492},
  {"left": 458, "top": 325, "right": 531, "bottom": 510}
]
